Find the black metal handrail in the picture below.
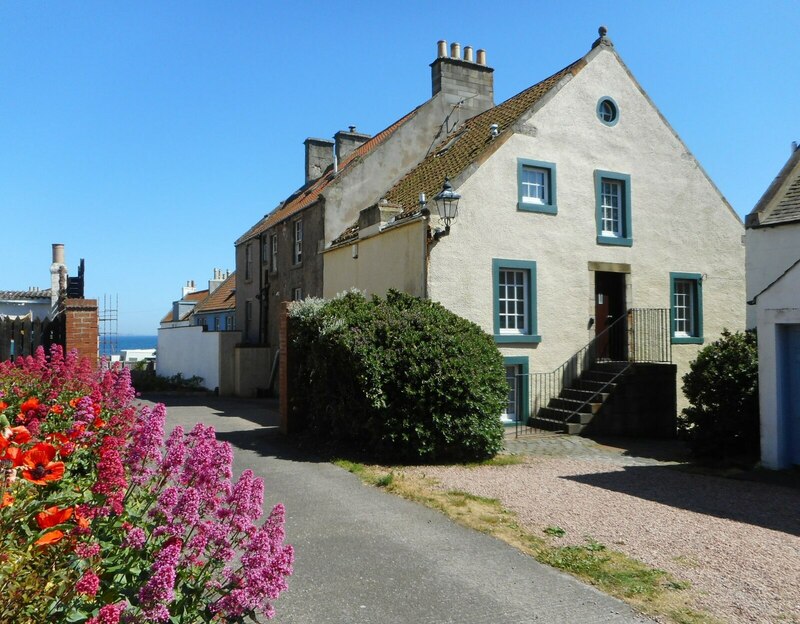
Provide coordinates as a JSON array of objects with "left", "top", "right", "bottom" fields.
[{"left": 516, "top": 308, "right": 671, "bottom": 437}]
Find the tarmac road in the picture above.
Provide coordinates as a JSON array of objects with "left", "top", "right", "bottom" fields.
[{"left": 149, "top": 394, "right": 653, "bottom": 624}]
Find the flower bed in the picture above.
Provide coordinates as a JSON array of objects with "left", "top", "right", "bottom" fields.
[{"left": 0, "top": 346, "right": 293, "bottom": 623}]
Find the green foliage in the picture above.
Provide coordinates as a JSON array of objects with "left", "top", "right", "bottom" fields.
[
  {"left": 681, "top": 330, "right": 759, "bottom": 458},
  {"left": 288, "top": 289, "right": 506, "bottom": 462}
]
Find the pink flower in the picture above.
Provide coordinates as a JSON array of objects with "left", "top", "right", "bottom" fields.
[
  {"left": 92, "top": 436, "right": 127, "bottom": 514},
  {"left": 75, "top": 569, "right": 100, "bottom": 597},
  {"left": 126, "top": 404, "right": 166, "bottom": 484},
  {"left": 138, "top": 539, "right": 182, "bottom": 621},
  {"left": 75, "top": 542, "right": 101, "bottom": 558},
  {"left": 86, "top": 601, "right": 127, "bottom": 624},
  {"left": 123, "top": 526, "right": 146, "bottom": 549}
]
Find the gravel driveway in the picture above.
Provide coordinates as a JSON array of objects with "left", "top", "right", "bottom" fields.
[{"left": 407, "top": 436, "right": 800, "bottom": 624}]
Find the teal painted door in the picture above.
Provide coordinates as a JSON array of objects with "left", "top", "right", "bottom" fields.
[{"left": 779, "top": 325, "right": 800, "bottom": 466}]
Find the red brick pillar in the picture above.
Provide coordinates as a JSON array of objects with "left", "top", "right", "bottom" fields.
[
  {"left": 64, "top": 298, "right": 99, "bottom": 367},
  {"left": 278, "top": 302, "right": 290, "bottom": 434}
]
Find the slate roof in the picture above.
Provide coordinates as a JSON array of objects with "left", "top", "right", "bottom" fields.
[
  {"left": 194, "top": 273, "right": 236, "bottom": 314},
  {"left": 160, "top": 289, "right": 209, "bottom": 324},
  {"left": 747, "top": 145, "right": 800, "bottom": 228},
  {"left": 0, "top": 289, "right": 51, "bottom": 300},
  {"left": 331, "top": 57, "right": 585, "bottom": 245},
  {"left": 235, "top": 106, "right": 422, "bottom": 246}
]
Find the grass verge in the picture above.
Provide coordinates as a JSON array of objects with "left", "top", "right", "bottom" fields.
[{"left": 334, "top": 459, "right": 720, "bottom": 624}]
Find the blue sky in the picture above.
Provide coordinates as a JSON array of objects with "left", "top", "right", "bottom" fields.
[{"left": 1, "top": 1, "right": 798, "bottom": 335}]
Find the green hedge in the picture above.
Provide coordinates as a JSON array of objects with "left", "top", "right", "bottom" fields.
[
  {"left": 681, "top": 330, "right": 759, "bottom": 458},
  {"left": 288, "top": 290, "right": 506, "bottom": 462}
]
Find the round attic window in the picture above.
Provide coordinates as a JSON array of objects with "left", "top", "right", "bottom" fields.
[{"left": 597, "top": 97, "right": 619, "bottom": 126}]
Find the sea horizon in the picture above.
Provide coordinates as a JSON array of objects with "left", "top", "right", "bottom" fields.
[{"left": 101, "top": 334, "right": 157, "bottom": 357}]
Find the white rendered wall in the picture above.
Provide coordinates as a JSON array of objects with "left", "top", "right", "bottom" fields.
[
  {"left": 157, "top": 326, "right": 222, "bottom": 391},
  {"left": 427, "top": 48, "right": 745, "bottom": 408},
  {"left": 754, "top": 261, "right": 800, "bottom": 469},
  {"left": 324, "top": 221, "right": 427, "bottom": 299},
  {"left": 746, "top": 222, "right": 800, "bottom": 328}
]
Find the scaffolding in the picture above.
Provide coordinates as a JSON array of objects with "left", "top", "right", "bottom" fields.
[{"left": 99, "top": 294, "right": 119, "bottom": 358}]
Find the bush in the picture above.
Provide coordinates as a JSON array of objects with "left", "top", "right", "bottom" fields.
[
  {"left": 681, "top": 330, "right": 759, "bottom": 458},
  {"left": 288, "top": 290, "right": 507, "bottom": 462}
]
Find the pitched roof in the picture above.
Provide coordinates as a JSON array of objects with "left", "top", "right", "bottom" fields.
[
  {"left": 194, "top": 273, "right": 236, "bottom": 314},
  {"left": 747, "top": 145, "right": 800, "bottom": 228},
  {"left": 387, "top": 58, "right": 584, "bottom": 216},
  {"left": 0, "top": 289, "right": 51, "bottom": 300},
  {"left": 330, "top": 57, "right": 585, "bottom": 245},
  {"left": 160, "top": 289, "right": 209, "bottom": 324},
  {"left": 235, "top": 106, "right": 422, "bottom": 246}
]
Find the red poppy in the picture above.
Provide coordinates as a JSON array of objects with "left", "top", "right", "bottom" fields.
[
  {"left": 93, "top": 417, "right": 105, "bottom": 429},
  {"left": 0, "top": 401, "right": 7, "bottom": 412},
  {"left": 2, "top": 446, "right": 22, "bottom": 467},
  {"left": 19, "top": 397, "right": 39, "bottom": 416},
  {"left": 21, "top": 443, "right": 65, "bottom": 485},
  {"left": 45, "top": 433, "right": 75, "bottom": 457},
  {"left": 1, "top": 492, "right": 13, "bottom": 508},
  {"left": 5, "top": 426, "right": 31, "bottom": 445},
  {"left": 50, "top": 405, "right": 64, "bottom": 415},
  {"left": 36, "top": 506, "right": 74, "bottom": 529},
  {"left": 0, "top": 434, "right": 7, "bottom": 453},
  {"left": 74, "top": 510, "right": 91, "bottom": 530},
  {"left": 69, "top": 425, "right": 86, "bottom": 440},
  {"left": 35, "top": 530, "right": 64, "bottom": 546}
]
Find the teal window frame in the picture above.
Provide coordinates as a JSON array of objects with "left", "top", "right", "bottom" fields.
[
  {"left": 517, "top": 158, "right": 557, "bottom": 214},
  {"left": 594, "top": 170, "right": 632, "bottom": 247},
  {"left": 670, "top": 272, "right": 704, "bottom": 344},
  {"left": 492, "top": 258, "right": 541, "bottom": 344},
  {"left": 503, "top": 356, "right": 530, "bottom": 425},
  {"left": 596, "top": 96, "right": 619, "bottom": 127}
]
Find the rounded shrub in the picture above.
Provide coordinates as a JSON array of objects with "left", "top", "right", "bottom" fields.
[
  {"left": 288, "top": 290, "right": 507, "bottom": 462},
  {"left": 681, "top": 329, "right": 759, "bottom": 458}
]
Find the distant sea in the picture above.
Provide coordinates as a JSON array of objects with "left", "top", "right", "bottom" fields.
[{"left": 101, "top": 335, "right": 157, "bottom": 358}]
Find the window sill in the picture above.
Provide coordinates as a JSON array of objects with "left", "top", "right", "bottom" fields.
[
  {"left": 672, "top": 336, "right": 704, "bottom": 345},
  {"left": 518, "top": 202, "right": 557, "bottom": 215},
  {"left": 596, "top": 235, "right": 632, "bottom": 247},
  {"left": 494, "top": 334, "right": 542, "bottom": 344}
]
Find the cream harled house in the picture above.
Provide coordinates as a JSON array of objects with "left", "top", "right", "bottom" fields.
[{"left": 325, "top": 29, "right": 745, "bottom": 433}]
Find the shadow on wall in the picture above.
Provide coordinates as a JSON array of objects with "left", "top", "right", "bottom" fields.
[{"left": 564, "top": 464, "right": 800, "bottom": 537}]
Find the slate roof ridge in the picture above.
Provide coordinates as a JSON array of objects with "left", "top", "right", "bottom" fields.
[
  {"left": 160, "top": 289, "right": 210, "bottom": 324},
  {"left": 746, "top": 144, "right": 800, "bottom": 228},
  {"left": 235, "top": 105, "right": 424, "bottom": 246},
  {"left": 370, "top": 57, "right": 584, "bottom": 222},
  {"left": 0, "top": 289, "right": 52, "bottom": 300}
]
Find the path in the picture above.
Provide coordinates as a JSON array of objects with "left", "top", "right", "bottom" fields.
[{"left": 150, "top": 394, "right": 653, "bottom": 624}]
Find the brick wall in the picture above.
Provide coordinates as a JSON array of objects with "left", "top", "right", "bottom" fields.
[{"left": 64, "top": 298, "right": 99, "bottom": 366}]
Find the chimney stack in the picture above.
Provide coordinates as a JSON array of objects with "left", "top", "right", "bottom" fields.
[
  {"left": 334, "top": 127, "right": 372, "bottom": 164},
  {"left": 182, "top": 280, "right": 196, "bottom": 298},
  {"left": 50, "top": 243, "right": 67, "bottom": 309},
  {"left": 304, "top": 137, "right": 335, "bottom": 184},
  {"left": 208, "top": 268, "right": 229, "bottom": 294},
  {"left": 431, "top": 40, "right": 494, "bottom": 114}
]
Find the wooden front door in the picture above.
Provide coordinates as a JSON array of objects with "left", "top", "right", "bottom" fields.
[{"left": 594, "top": 272, "right": 626, "bottom": 360}]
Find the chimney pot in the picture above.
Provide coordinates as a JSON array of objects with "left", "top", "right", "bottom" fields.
[
  {"left": 52, "top": 243, "right": 65, "bottom": 264},
  {"left": 476, "top": 49, "right": 486, "bottom": 66},
  {"left": 450, "top": 42, "right": 460, "bottom": 59},
  {"left": 437, "top": 40, "right": 447, "bottom": 57},
  {"left": 463, "top": 46, "right": 473, "bottom": 62}
]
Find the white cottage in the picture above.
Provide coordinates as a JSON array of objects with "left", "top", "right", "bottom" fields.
[
  {"left": 746, "top": 144, "right": 800, "bottom": 468},
  {"left": 324, "top": 29, "right": 745, "bottom": 434}
]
